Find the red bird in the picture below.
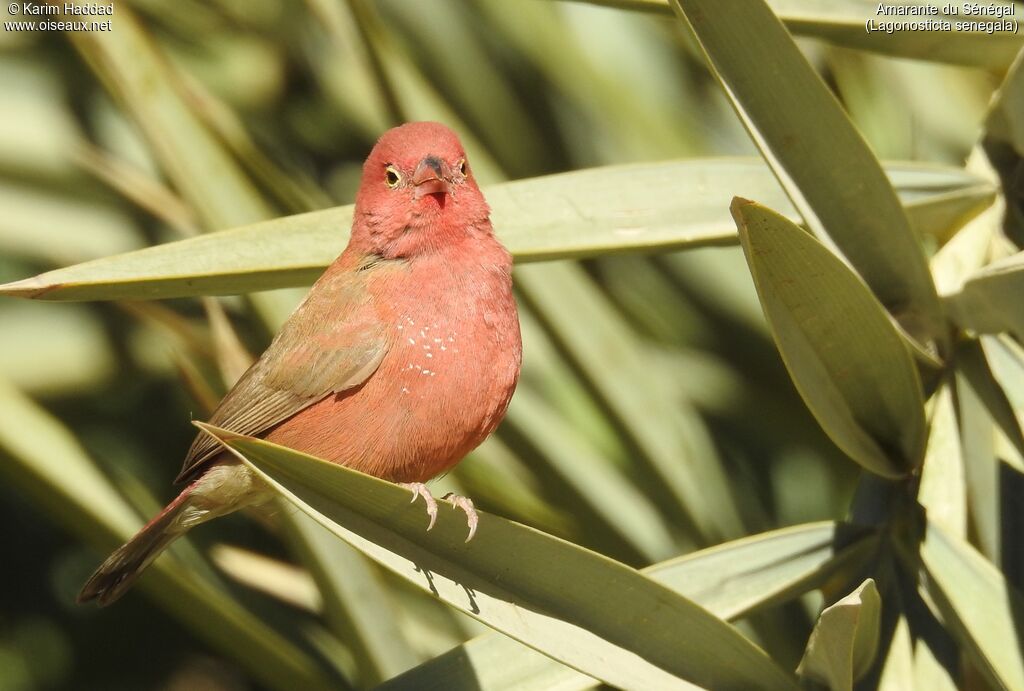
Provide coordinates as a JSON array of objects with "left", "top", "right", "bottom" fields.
[{"left": 79, "top": 122, "right": 522, "bottom": 606}]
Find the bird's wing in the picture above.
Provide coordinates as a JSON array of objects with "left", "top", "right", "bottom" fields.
[{"left": 176, "top": 262, "right": 392, "bottom": 483}]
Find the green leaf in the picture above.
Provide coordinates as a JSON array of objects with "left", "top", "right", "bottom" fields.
[
  {"left": 957, "top": 338, "right": 1024, "bottom": 462},
  {"left": 517, "top": 261, "right": 743, "bottom": 542},
  {"left": 984, "top": 335, "right": 1024, "bottom": 416},
  {"left": 0, "top": 302, "right": 116, "bottom": 395},
  {"left": 954, "top": 362, "right": 1002, "bottom": 561},
  {"left": 504, "top": 385, "right": 678, "bottom": 562},
  {"left": 877, "top": 616, "right": 914, "bottom": 691},
  {"left": 987, "top": 47, "right": 1024, "bottom": 156},
  {"left": 918, "top": 379, "right": 967, "bottom": 538},
  {"left": 797, "top": 579, "right": 882, "bottom": 691},
  {"left": 280, "top": 511, "right": 419, "bottom": 686},
  {"left": 561, "top": 0, "right": 1023, "bottom": 69},
  {"left": 911, "top": 634, "right": 960, "bottom": 691},
  {"left": 203, "top": 424, "right": 800, "bottom": 691},
  {"left": 384, "top": 522, "right": 877, "bottom": 691},
  {"left": 909, "top": 520, "right": 1024, "bottom": 691},
  {"left": 382, "top": 634, "right": 597, "bottom": 691},
  {"left": 67, "top": 3, "right": 271, "bottom": 230},
  {"left": 0, "top": 379, "right": 338, "bottom": 691},
  {"left": 669, "top": 0, "right": 947, "bottom": 351},
  {"left": 0, "top": 160, "right": 990, "bottom": 301},
  {"left": 732, "top": 198, "right": 926, "bottom": 477},
  {"left": 652, "top": 521, "right": 876, "bottom": 622},
  {"left": 0, "top": 181, "right": 143, "bottom": 266},
  {"left": 946, "top": 251, "right": 1024, "bottom": 341}
]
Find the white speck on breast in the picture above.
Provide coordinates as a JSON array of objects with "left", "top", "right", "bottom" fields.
[{"left": 408, "top": 338, "right": 415, "bottom": 345}]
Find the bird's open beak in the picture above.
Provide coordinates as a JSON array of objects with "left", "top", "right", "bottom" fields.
[{"left": 413, "top": 156, "right": 452, "bottom": 199}]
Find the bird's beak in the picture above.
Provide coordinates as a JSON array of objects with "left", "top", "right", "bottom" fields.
[{"left": 413, "top": 156, "right": 452, "bottom": 199}]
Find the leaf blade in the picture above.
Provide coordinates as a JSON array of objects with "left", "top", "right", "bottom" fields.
[
  {"left": 909, "top": 521, "right": 1024, "bottom": 691},
  {"left": 206, "top": 425, "right": 800, "bottom": 691},
  {"left": 561, "top": 0, "right": 1023, "bottom": 68},
  {"left": 732, "top": 198, "right": 926, "bottom": 476},
  {"left": 797, "top": 579, "right": 882, "bottom": 691},
  {"left": 0, "top": 161, "right": 991, "bottom": 302},
  {"left": 384, "top": 521, "right": 877, "bottom": 691},
  {"left": 669, "top": 0, "right": 946, "bottom": 350}
]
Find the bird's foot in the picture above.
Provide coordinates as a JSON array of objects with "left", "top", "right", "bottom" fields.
[
  {"left": 443, "top": 493, "right": 479, "bottom": 542},
  {"left": 400, "top": 482, "right": 438, "bottom": 530}
]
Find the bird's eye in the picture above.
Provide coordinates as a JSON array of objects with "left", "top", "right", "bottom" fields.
[
  {"left": 385, "top": 165, "right": 401, "bottom": 188},
  {"left": 458, "top": 159, "right": 468, "bottom": 176}
]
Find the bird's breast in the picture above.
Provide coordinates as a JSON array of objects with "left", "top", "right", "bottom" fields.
[{"left": 268, "top": 244, "right": 521, "bottom": 483}]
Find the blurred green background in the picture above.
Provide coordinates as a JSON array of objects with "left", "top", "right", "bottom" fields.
[{"left": 0, "top": 0, "right": 1013, "bottom": 689}]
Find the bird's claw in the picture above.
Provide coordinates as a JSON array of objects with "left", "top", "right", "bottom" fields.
[
  {"left": 400, "top": 482, "right": 438, "bottom": 530},
  {"left": 443, "top": 493, "right": 479, "bottom": 542}
]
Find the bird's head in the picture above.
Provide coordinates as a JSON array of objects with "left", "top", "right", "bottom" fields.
[{"left": 352, "top": 122, "right": 490, "bottom": 258}]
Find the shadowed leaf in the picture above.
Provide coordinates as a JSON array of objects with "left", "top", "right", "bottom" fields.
[{"left": 906, "top": 521, "right": 1024, "bottom": 691}]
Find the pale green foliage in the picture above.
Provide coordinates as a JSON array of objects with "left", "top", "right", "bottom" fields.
[{"left": 0, "top": 0, "right": 1021, "bottom": 689}]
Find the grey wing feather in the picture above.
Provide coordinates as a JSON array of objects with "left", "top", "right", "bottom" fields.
[{"left": 176, "top": 273, "right": 388, "bottom": 483}]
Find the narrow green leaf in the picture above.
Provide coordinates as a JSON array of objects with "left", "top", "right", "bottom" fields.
[
  {"left": 0, "top": 181, "right": 143, "bottom": 266},
  {"left": 384, "top": 522, "right": 877, "bottom": 691},
  {"left": 958, "top": 339, "right": 1024, "bottom": 462},
  {"left": 562, "top": 0, "right": 1023, "bottom": 69},
  {"left": 946, "top": 251, "right": 1024, "bottom": 341},
  {"left": 930, "top": 189, "right": 1002, "bottom": 296},
  {"left": 337, "top": 0, "right": 505, "bottom": 184},
  {"left": 0, "top": 161, "right": 990, "bottom": 301},
  {"left": 66, "top": 3, "right": 271, "bottom": 230},
  {"left": 281, "top": 512, "right": 419, "bottom": 686},
  {"left": 516, "top": 261, "right": 744, "bottom": 542},
  {"left": 909, "top": 521, "right": 1024, "bottom": 691},
  {"left": 383, "top": 634, "right": 595, "bottom": 691},
  {"left": 797, "top": 579, "right": 882, "bottom": 691},
  {"left": 0, "top": 379, "right": 338, "bottom": 691},
  {"left": 985, "top": 43, "right": 1024, "bottom": 158},
  {"left": 732, "top": 198, "right": 926, "bottom": 477},
  {"left": 918, "top": 379, "right": 967, "bottom": 538},
  {"left": 204, "top": 425, "right": 799, "bottom": 691},
  {"left": 504, "top": 386, "right": 678, "bottom": 562},
  {"left": 0, "top": 302, "right": 116, "bottom": 395},
  {"left": 878, "top": 616, "right": 914, "bottom": 691},
  {"left": 985, "top": 335, "right": 1024, "bottom": 413},
  {"left": 955, "top": 363, "right": 1001, "bottom": 561},
  {"left": 652, "top": 522, "right": 876, "bottom": 622},
  {"left": 669, "top": 0, "right": 947, "bottom": 350},
  {"left": 912, "top": 635, "right": 960, "bottom": 691}
]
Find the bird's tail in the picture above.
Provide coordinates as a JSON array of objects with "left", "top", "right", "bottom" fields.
[
  {"left": 77, "top": 482, "right": 197, "bottom": 607},
  {"left": 78, "top": 462, "right": 271, "bottom": 606}
]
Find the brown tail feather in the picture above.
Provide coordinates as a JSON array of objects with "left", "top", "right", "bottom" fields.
[{"left": 77, "top": 484, "right": 195, "bottom": 606}]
